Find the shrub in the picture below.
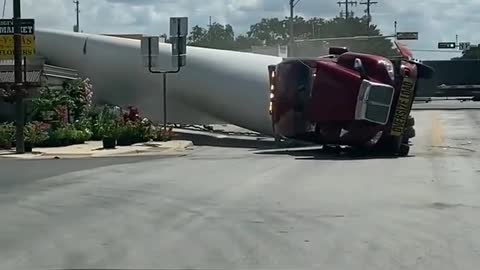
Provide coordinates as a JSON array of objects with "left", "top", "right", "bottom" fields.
[
  {"left": 98, "top": 120, "right": 120, "bottom": 140},
  {"left": 153, "top": 126, "right": 175, "bottom": 142},
  {"left": 24, "top": 121, "right": 50, "bottom": 146},
  {"left": 31, "top": 78, "right": 94, "bottom": 124},
  {"left": 0, "top": 122, "right": 15, "bottom": 149},
  {"left": 117, "top": 121, "right": 139, "bottom": 146}
]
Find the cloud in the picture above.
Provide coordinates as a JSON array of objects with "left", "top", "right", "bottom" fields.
[{"left": 2, "top": 0, "right": 475, "bottom": 59}]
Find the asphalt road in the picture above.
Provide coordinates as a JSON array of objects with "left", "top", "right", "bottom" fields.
[{"left": 1, "top": 106, "right": 480, "bottom": 269}]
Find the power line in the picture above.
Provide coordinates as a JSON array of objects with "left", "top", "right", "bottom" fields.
[
  {"left": 337, "top": 0, "right": 357, "bottom": 19},
  {"left": 359, "top": 0, "right": 378, "bottom": 30}
]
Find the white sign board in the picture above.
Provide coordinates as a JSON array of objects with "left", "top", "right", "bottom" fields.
[
  {"left": 141, "top": 36, "right": 160, "bottom": 68},
  {"left": 170, "top": 17, "right": 188, "bottom": 38},
  {"left": 396, "top": 32, "right": 419, "bottom": 40}
]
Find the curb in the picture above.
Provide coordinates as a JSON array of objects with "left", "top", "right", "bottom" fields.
[{"left": 0, "top": 140, "right": 194, "bottom": 160}]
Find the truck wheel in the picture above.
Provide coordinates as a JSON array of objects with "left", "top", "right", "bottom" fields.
[
  {"left": 406, "top": 116, "right": 415, "bottom": 128},
  {"left": 398, "top": 143, "right": 410, "bottom": 157},
  {"left": 404, "top": 127, "right": 416, "bottom": 139},
  {"left": 274, "top": 135, "right": 284, "bottom": 146},
  {"left": 374, "top": 135, "right": 402, "bottom": 156}
]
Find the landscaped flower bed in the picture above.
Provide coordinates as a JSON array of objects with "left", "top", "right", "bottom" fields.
[{"left": 0, "top": 78, "right": 174, "bottom": 151}]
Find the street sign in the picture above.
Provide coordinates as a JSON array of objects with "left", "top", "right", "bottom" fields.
[
  {"left": 0, "top": 19, "right": 35, "bottom": 58},
  {"left": 459, "top": 42, "right": 471, "bottom": 51},
  {"left": 170, "top": 17, "right": 188, "bottom": 38},
  {"left": 169, "top": 17, "right": 188, "bottom": 68},
  {"left": 171, "top": 36, "right": 187, "bottom": 68},
  {"left": 141, "top": 36, "right": 159, "bottom": 68},
  {"left": 171, "top": 36, "right": 186, "bottom": 56},
  {"left": 396, "top": 32, "right": 419, "bottom": 40},
  {"left": 438, "top": 42, "right": 456, "bottom": 49}
]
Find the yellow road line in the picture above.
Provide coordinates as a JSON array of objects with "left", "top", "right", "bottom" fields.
[{"left": 431, "top": 112, "right": 444, "bottom": 147}]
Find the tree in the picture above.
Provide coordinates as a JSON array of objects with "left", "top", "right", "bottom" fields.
[
  {"left": 246, "top": 16, "right": 396, "bottom": 57},
  {"left": 188, "top": 25, "right": 208, "bottom": 46},
  {"left": 314, "top": 17, "right": 397, "bottom": 57},
  {"left": 186, "top": 15, "right": 395, "bottom": 56},
  {"left": 234, "top": 34, "right": 262, "bottom": 51},
  {"left": 247, "top": 18, "right": 288, "bottom": 46},
  {"left": 188, "top": 22, "right": 236, "bottom": 50}
]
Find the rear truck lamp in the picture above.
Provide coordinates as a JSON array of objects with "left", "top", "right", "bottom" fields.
[{"left": 267, "top": 65, "right": 277, "bottom": 116}]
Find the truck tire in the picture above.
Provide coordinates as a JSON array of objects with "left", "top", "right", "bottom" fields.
[
  {"left": 404, "top": 127, "right": 416, "bottom": 139},
  {"left": 406, "top": 116, "right": 415, "bottom": 128},
  {"left": 374, "top": 135, "right": 404, "bottom": 156},
  {"left": 399, "top": 143, "right": 410, "bottom": 157}
]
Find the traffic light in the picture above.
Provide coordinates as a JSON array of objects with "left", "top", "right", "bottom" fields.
[{"left": 438, "top": 42, "right": 456, "bottom": 49}]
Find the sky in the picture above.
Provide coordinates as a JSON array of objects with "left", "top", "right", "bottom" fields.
[{"left": 3, "top": 0, "right": 478, "bottom": 60}]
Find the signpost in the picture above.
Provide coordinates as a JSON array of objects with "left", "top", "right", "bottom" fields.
[
  {"left": 396, "top": 32, "right": 419, "bottom": 41},
  {"left": 141, "top": 17, "right": 188, "bottom": 132}
]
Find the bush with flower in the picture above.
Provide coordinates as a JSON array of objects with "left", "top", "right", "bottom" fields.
[{"left": 1, "top": 78, "right": 174, "bottom": 149}]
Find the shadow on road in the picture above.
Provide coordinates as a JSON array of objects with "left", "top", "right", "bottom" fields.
[
  {"left": 174, "top": 130, "right": 278, "bottom": 150},
  {"left": 175, "top": 130, "right": 402, "bottom": 160},
  {"left": 255, "top": 147, "right": 401, "bottom": 160}
]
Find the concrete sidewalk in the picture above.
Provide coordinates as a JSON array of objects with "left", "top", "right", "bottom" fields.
[{"left": 0, "top": 140, "right": 194, "bottom": 159}]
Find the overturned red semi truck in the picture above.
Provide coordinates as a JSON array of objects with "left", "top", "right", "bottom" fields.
[{"left": 267, "top": 43, "right": 434, "bottom": 156}]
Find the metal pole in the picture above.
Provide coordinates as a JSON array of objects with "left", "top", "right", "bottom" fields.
[
  {"left": 394, "top": 20, "right": 397, "bottom": 40},
  {"left": 163, "top": 73, "right": 167, "bottom": 131},
  {"left": 289, "top": 0, "right": 294, "bottom": 56},
  {"left": 76, "top": 1, "right": 79, "bottom": 32},
  {"left": 345, "top": 1, "right": 349, "bottom": 19},
  {"left": 14, "top": 0, "right": 24, "bottom": 153},
  {"left": 73, "top": 0, "right": 80, "bottom": 32}
]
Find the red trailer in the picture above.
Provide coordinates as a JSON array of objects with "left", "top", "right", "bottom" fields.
[{"left": 268, "top": 43, "right": 434, "bottom": 156}]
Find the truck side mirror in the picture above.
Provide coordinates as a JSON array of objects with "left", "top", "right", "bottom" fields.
[{"left": 354, "top": 58, "right": 368, "bottom": 79}]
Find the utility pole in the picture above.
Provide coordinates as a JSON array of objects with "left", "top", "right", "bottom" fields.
[
  {"left": 337, "top": 0, "right": 357, "bottom": 19},
  {"left": 13, "top": 0, "right": 24, "bottom": 153},
  {"left": 289, "top": 0, "right": 301, "bottom": 56},
  {"left": 394, "top": 20, "right": 397, "bottom": 40},
  {"left": 360, "top": 0, "right": 377, "bottom": 31},
  {"left": 73, "top": 0, "right": 80, "bottom": 32},
  {"left": 289, "top": 0, "right": 294, "bottom": 52}
]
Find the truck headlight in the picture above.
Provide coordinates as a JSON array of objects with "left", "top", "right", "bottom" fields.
[{"left": 379, "top": 60, "right": 395, "bottom": 81}]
